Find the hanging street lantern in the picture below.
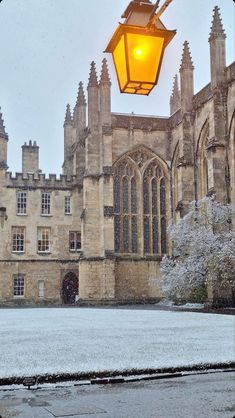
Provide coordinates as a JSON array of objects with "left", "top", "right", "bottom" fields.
[{"left": 104, "top": 0, "right": 176, "bottom": 95}]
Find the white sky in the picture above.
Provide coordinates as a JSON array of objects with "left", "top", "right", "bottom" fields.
[{"left": 0, "top": 0, "right": 234, "bottom": 175}]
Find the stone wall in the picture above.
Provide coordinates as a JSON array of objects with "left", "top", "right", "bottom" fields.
[{"left": 0, "top": 260, "right": 79, "bottom": 305}]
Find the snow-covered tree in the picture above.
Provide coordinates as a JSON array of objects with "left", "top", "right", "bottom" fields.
[{"left": 160, "top": 197, "right": 235, "bottom": 301}]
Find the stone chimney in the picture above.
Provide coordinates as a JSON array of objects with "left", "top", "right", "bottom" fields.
[{"left": 22, "top": 140, "right": 39, "bottom": 175}]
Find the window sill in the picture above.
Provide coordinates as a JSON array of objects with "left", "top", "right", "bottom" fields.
[
  {"left": 40, "top": 214, "right": 52, "bottom": 217},
  {"left": 13, "top": 295, "right": 25, "bottom": 299},
  {"left": 69, "top": 249, "right": 82, "bottom": 253},
  {"left": 65, "top": 213, "right": 72, "bottom": 216},
  {"left": 37, "top": 251, "right": 51, "bottom": 255},
  {"left": 16, "top": 213, "right": 28, "bottom": 216},
  {"left": 12, "top": 251, "right": 25, "bottom": 254}
]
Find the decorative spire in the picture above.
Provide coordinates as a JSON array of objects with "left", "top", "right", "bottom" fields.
[
  {"left": 170, "top": 75, "right": 180, "bottom": 115},
  {"left": 76, "top": 82, "right": 86, "bottom": 106},
  {"left": 180, "top": 41, "right": 194, "bottom": 71},
  {"left": 100, "top": 58, "right": 111, "bottom": 86},
  {"left": 172, "top": 74, "right": 179, "bottom": 96},
  {"left": 209, "top": 6, "right": 226, "bottom": 41},
  {"left": 88, "top": 61, "right": 99, "bottom": 88},
  {"left": 0, "top": 107, "right": 8, "bottom": 139},
  {"left": 64, "top": 104, "right": 72, "bottom": 124}
]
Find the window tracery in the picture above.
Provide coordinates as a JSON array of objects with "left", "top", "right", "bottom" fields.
[
  {"left": 114, "top": 152, "right": 168, "bottom": 256},
  {"left": 114, "top": 162, "right": 138, "bottom": 253}
]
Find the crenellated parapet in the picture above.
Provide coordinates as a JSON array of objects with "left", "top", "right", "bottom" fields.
[
  {"left": 5, "top": 172, "right": 82, "bottom": 190},
  {"left": 111, "top": 113, "right": 169, "bottom": 131}
]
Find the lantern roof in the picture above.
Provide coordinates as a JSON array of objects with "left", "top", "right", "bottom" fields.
[{"left": 122, "top": 0, "right": 153, "bottom": 20}]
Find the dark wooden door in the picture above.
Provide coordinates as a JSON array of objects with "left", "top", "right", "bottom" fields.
[{"left": 62, "top": 272, "right": 78, "bottom": 304}]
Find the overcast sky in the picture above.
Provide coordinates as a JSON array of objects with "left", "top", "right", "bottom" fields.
[{"left": 0, "top": 0, "right": 234, "bottom": 175}]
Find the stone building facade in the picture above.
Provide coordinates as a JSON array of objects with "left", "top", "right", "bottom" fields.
[{"left": 0, "top": 6, "right": 234, "bottom": 305}]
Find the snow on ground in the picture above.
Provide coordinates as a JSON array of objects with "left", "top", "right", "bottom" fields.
[{"left": 0, "top": 308, "right": 234, "bottom": 378}]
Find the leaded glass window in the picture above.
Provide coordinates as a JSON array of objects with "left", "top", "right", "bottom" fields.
[
  {"left": 142, "top": 161, "right": 166, "bottom": 255},
  {"left": 114, "top": 160, "right": 138, "bottom": 254},
  {"left": 114, "top": 155, "right": 168, "bottom": 256}
]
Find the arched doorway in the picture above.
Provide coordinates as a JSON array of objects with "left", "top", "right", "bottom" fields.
[{"left": 62, "top": 272, "right": 78, "bottom": 304}]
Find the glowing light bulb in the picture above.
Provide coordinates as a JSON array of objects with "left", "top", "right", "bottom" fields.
[{"left": 133, "top": 46, "right": 143, "bottom": 59}]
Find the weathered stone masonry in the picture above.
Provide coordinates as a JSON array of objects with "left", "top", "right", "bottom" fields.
[{"left": 0, "top": 6, "right": 234, "bottom": 305}]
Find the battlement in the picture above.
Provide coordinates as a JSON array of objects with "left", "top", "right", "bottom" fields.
[
  {"left": 22, "top": 140, "right": 39, "bottom": 149},
  {"left": 6, "top": 172, "right": 82, "bottom": 190}
]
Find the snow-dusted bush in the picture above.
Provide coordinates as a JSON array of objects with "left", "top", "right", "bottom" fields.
[{"left": 160, "top": 197, "right": 235, "bottom": 301}]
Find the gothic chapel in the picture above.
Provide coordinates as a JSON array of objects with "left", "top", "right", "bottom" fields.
[{"left": 0, "top": 6, "right": 234, "bottom": 305}]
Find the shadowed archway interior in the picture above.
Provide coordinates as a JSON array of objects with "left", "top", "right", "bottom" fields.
[{"left": 62, "top": 272, "right": 79, "bottom": 304}]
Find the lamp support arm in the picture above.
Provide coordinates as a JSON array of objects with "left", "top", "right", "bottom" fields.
[{"left": 148, "top": 0, "right": 174, "bottom": 26}]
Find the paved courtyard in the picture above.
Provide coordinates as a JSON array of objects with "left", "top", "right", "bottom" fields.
[{"left": 0, "top": 371, "right": 234, "bottom": 418}]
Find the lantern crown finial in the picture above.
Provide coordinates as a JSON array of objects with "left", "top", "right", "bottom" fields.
[
  {"left": 100, "top": 58, "right": 111, "bottom": 86},
  {"left": 180, "top": 41, "right": 194, "bottom": 71},
  {"left": 105, "top": 0, "right": 176, "bottom": 95},
  {"left": 209, "top": 6, "right": 226, "bottom": 41},
  {"left": 64, "top": 104, "right": 72, "bottom": 125}
]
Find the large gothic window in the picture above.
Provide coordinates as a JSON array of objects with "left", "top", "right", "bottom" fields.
[
  {"left": 114, "top": 149, "right": 168, "bottom": 256},
  {"left": 142, "top": 162, "right": 167, "bottom": 255},
  {"left": 114, "top": 161, "right": 138, "bottom": 253}
]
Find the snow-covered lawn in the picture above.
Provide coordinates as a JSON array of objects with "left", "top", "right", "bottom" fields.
[{"left": 0, "top": 308, "right": 234, "bottom": 378}]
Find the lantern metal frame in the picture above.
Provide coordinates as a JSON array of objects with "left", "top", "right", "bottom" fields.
[
  {"left": 105, "top": 23, "right": 176, "bottom": 95},
  {"left": 104, "top": 0, "right": 176, "bottom": 95}
]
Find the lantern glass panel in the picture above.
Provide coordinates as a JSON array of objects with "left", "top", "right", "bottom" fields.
[
  {"left": 113, "top": 34, "right": 128, "bottom": 90},
  {"left": 126, "top": 33, "right": 164, "bottom": 84}
]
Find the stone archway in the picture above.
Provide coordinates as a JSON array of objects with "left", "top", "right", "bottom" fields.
[{"left": 62, "top": 272, "right": 79, "bottom": 304}]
